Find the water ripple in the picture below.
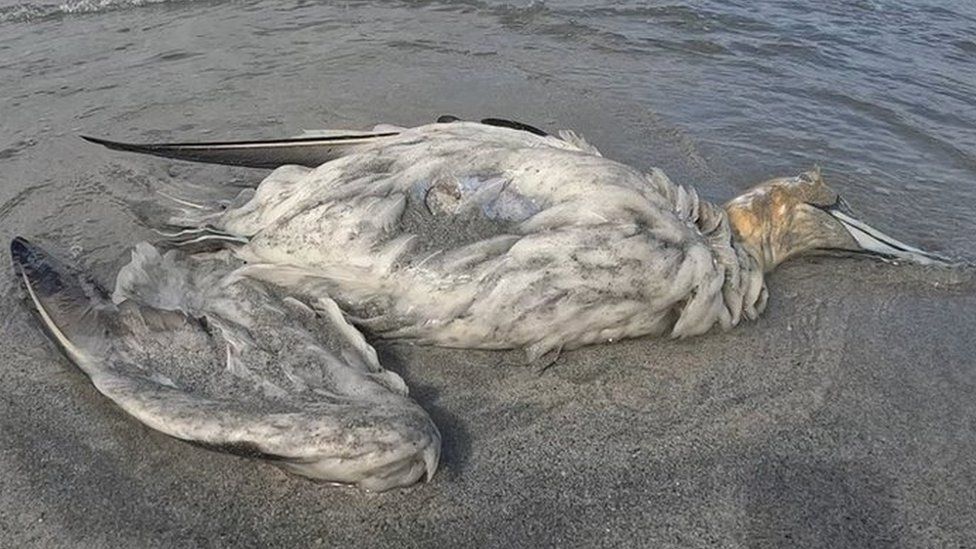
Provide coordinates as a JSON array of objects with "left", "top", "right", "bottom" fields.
[{"left": 0, "top": 0, "right": 204, "bottom": 23}]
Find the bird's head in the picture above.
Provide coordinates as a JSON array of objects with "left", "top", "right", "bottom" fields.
[{"left": 724, "top": 168, "right": 946, "bottom": 271}]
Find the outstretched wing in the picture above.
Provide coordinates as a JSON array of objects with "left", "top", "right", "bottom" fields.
[{"left": 12, "top": 237, "right": 439, "bottom": 491}]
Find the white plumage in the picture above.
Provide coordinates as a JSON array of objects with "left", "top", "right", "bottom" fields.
[
  {"left": 14, "top": 117, "right": 940, "bottom": 490},
  {"left": 190, "top": 122, "right": 767, "bottom": 361}
]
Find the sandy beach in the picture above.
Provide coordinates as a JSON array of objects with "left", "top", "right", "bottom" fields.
[
  {"left": 2, "top": 1, "right": 975, "bottom": 546},
  {"left": 3, "top": 258, "right": 975, "bottom": 547}
]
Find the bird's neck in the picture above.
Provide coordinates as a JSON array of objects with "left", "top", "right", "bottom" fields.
[
  {"left": 723, "top": 193, "right": 787, "bottom": 273},
  {"left": 684, "top": 193, "right": 769, "bottom": 326}
]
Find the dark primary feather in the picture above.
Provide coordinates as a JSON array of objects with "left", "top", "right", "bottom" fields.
[
  {"left": 80, "top": 117, "right": 550, "bottom": 169},
  {"left": 80, "top": 132, "right": 399, "bottom": 169}
]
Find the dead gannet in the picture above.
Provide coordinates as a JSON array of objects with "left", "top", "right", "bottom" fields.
[
  {"left": 12, "top": 117, "right": 945, "bottom": 490},
  {"left": 82, "top": 118, "right": 947, "bottom": 361}
]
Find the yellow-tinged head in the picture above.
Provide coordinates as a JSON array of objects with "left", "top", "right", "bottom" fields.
[{"left": 725, "top": 168, "right": 945, "bottom": 271}]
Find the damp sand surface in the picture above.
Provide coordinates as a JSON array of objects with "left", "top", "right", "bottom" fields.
[{"left": 1, "top": 1, "right": 976, "bottom": 546}]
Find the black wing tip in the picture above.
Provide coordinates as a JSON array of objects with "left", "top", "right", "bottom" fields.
[
  {"left": 480, "top": 118, "right": 549, "bottom": 137},
  {"left": 436, "top": 115, "right": 550, "bottom": 137},
  {"left": 80, "top": 134, "right": 145, "bottom": 153},
  {"left": 79, "top": 134, "right": 111, "bottom": 146},
  {"left": 9, "top": 236, "right": 69, "bottom": 300},
  {"left": 11, "top": 235, "right": 30, "bottom": 251},
  {"left": 10, "top": 236, "right": 33, "bottom": 271}
]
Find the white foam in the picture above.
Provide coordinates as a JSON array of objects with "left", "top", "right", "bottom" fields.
[{"left": 1, "top": 0, "right": 195, "bottom": 23}]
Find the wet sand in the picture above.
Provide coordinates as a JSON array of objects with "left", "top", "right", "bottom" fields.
[
  {"left": 2, "top": 257, "right": 975, "bottom": 547},
  {"left": 2, "top": 1, "right": 976, "bottom": 546}
]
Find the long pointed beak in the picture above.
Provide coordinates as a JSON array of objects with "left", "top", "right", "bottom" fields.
[{"left": 825, "top": 200, "right": 949, "bottom": 266}]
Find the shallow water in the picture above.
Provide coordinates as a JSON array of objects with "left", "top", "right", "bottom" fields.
[
  {"left": 1, "top": 1, "right": 975, "bottom": 546},
  {"left": 2, "top": 0, "right": 975, "bottom": 262}
]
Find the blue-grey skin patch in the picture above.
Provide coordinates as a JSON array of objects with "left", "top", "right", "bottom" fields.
[
  {"left": 408, "top": 175, "right": 539, "bottom": 223},
  {"left": 409, "top": 179, "right": 432, "bottom": 204},
  {"left": 456, "top": 176, "right": 540, "bottom": 222}
]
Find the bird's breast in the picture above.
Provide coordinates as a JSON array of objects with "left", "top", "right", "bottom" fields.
[{"left": 220, "top": 137, "right": 764, "bottom": 353}]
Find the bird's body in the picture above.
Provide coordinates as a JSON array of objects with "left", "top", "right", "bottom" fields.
[
  {"left": 13, "top": 117, "right": 944, "bottom": 490},
  {"left": 171, "top": 122, "right": 766, "bottom": 360}
]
